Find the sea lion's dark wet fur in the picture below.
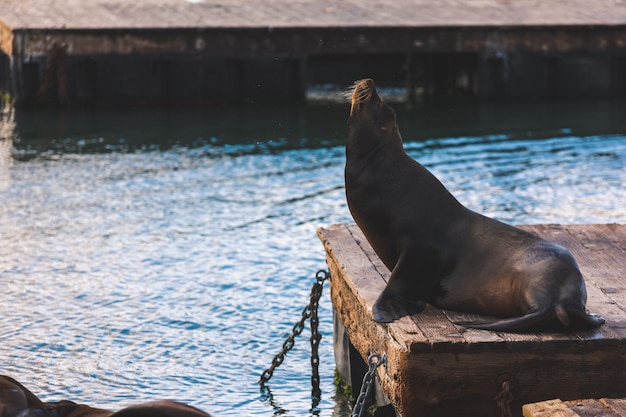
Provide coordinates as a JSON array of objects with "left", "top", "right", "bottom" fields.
[
  {"left": 345, "top": 78, "right": 604, "bottom": 332},
  {"left": 0, "top": 375, "right": 212, "bottom": 417}
]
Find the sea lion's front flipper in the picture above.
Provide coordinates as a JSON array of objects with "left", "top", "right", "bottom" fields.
[
  {"left": 372, "top": 289, "right": 426, "bottom": 323},
  {"left": 372, "top": 259, "right": 428, "bottom": 323}
]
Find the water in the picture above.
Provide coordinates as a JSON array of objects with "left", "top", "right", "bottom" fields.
[{"left": 0, "top": 99, "right": 625, "bottom": 417}]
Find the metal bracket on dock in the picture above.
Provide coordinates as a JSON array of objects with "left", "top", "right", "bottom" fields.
[{"left": 495, "top": 374, "right": 515, "bottom": 417}]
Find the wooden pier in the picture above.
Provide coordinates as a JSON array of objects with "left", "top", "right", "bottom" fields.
[
  {"left": 318, "top": 223, "right": 626, "bottom": 417},
  {"left": 2, "top": 0, "right": 626, "bottom": 106},
  {"left": 523, "top": 398, "right": 626, "bottom": 417}
]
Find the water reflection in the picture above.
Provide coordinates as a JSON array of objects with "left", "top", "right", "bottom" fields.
[
  {"left": 406, "top": 135, "right": 626, "bottom": 223},
  {"left": 0, "top": 106, "right": 15, "bottom": 191},
  {"left": 6, "top": 98, "right": 626, "bottom": 158},
  {"left": 0, "top": 100, "right": 625, "bottom": 417},
  {"left": 7, "top": 105, "right": 348, "bottom": 158}
]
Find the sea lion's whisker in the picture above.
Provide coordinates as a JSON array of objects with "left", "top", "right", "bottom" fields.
[
  {"left": 357, "top": 89, "right": 372, "bottom": 104},
  {"left": 347, "top": 79, "right": 373, "bottom": 104},
  {"left": 342, "top": 86, "right": 357, "bottom": 102}
]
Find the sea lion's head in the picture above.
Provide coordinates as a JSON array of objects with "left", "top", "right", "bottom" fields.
[{"left": 347, "top": 79, "right": 399, "bottom": 150}]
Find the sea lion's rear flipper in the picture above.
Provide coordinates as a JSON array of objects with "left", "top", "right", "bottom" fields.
[
  {"left": 568, "top": 309, "right": 605, "bottom": 329},
  {"left": 455, "top": 310, "right": 549, "bottom": 332},
  {"left": 456, "top": 307, "right": 605, "bottom": 332}
]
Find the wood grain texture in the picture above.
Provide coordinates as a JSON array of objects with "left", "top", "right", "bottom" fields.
[
  {"left": 524, "top": 398, "right": 626, "bottom": 417},
  {"left": 522, "top": 399, "right": 581, "bottom": 417}
]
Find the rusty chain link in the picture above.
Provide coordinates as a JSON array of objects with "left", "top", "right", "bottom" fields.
[
  {"left": 259, "top": 269, "right": 329, "bottom": 387},
  {"left": 309, "top": 269, "right": 327, "bottom": 402},
  {"left": 494, "top": 379, "right": 514, "bottom": 417},
  {"left": 352, "top": 353, "right": 386, "bottom": 417}
]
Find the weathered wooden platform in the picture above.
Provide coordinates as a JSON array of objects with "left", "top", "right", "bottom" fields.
[
  {"left": 523, "top": 398, "right": 626, "bottom": 417},
  {"left": 318, "top": 223, "right": 626, "bottom": 417}
]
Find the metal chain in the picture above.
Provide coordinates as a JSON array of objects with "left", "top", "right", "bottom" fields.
[
  {"left": 259, "top": 269, "right": 330, "bottom": 386},
  {"left": 352, "top": 353, "right": 386, "bottom": 417},
  {"left": 494, "top": 380, "right": 514, "bottom": 417},
  {"left": 310, "top": 269, "right": 328, "bottom": 402}
]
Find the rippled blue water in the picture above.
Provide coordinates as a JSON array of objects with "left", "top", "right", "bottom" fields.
[{"left": 0, "top": 100, "right": 625, "bottom": 417}]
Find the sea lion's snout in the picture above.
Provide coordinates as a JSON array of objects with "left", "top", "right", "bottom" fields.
[{"left": 350, "top": 78, "right": 377, "bottom": 114}]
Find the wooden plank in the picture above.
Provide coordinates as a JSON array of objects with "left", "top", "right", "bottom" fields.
[
  {"left": 407, "top": 306, "right": 468, "bottom": 351},
  {"left": 563, "top": 399, "right": 622, "bottom": 417},
  {"left": 318, "top": 224, "right": 385, "bottom": 308},
  {"left": 441, "top": 310, "right": 509, "bottom": 346},
  {"left": 524, "top": 398, "right": 626, "bottom": 417},
  {"left": 564, "top": 225, "right": 626, "bottom": 322},
  {"left": 567, "top": 224, "right": 626, "bottom": 270},
  {"left": 522, "top": 399, "right": 581, "bottom": 417},
  {"left": 600, "top": 398, "right": 626, "bottom": 416},
  {"left": 593, "top": 224, "right": 626, "bottom": 252},
  {"left": 345, "top": 224, "right": 389, "bottom": 285}
]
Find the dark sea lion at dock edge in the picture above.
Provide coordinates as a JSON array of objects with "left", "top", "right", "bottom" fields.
[
  {"left": 107, "top": 400, "right": 213, "bottom": 417},
  {"left": 0, "top": 376, "right": 40, "bottom": 417},
  {"left": 0, "top": 375, "right": 213, "bottom": 417},
  {"left": 345, "top": 78, "right": 605, "bottom": 332}
]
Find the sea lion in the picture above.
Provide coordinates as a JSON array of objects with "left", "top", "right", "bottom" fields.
[
  {"left": 13, "top": 400, "right": 111, "bottom": 417},
  {"left": 345, "top": 78, "right": 604, "bottom": 331},
  {"left": 0, "top": 376, "right": 37, "bottom": 417},
  {"left": 108, "top": 401, "right": 213, "bottom": 417},
  {"left": 0, "top": 375, "right": 212, "bottom": 417}
]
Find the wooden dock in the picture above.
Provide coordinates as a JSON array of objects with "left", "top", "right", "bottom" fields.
[
  {"left": 2, "top": 0, "right": 626, "bottom": 106},
  {"left": 318, "top": 223, "right": 626, "bottom": 417},
  {"left": 523, "top": 398, "right": 626, "bottom": 417}
]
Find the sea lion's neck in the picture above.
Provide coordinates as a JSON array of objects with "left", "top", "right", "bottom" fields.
[{"left": 346, "top": 127, "right": 405, "bottom": 165}]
